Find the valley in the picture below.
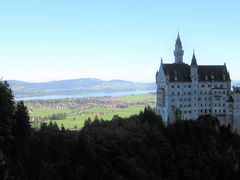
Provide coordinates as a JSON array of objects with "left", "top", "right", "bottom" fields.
[{"left": 26, "top": 93, "right": 156, "bottom": 130}]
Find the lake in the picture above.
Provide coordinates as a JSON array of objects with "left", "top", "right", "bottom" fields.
[{"left": 15, "top": 90, "right": 156, "bottom": 101}]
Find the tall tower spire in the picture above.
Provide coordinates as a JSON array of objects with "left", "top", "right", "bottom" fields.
[
  {"left": 174, "top": 33, "right": 184, "bottom": 63},
  {"left": 191, "top": 50, "right": 197, "bottom": 66}
]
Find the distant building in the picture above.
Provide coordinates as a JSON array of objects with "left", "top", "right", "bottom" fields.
[{"left": 155, "top": 33, "right": 240, "bottom": 133}]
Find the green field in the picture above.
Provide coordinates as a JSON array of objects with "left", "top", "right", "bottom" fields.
[
  {"left": 30, "top": 93, "right": 156, "bottom": 130},
  {"left": 118, "top": 93, "right": 156, "bottom": 102},
  {"left": 30, "top": 108, "right": 72, "bottom": 117}
]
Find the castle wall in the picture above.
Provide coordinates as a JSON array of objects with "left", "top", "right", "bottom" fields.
[{"left": 232, "top": 92, "right": 240, "bottom": 134}]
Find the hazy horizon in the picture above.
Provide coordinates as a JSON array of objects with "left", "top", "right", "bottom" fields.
[
  {"left": 5, "top": 77, "right": 240, "bottom": 84},
  {"left": 6, "top": 77, "right": 156, "bottom": 83}
]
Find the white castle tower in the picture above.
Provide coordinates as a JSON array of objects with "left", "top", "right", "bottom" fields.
[
  {"left": 190, "top": 52, "right": 199, "bottom": 120},
  {"left": 174, "top": 33, "right": 184, "bottom": 64}
]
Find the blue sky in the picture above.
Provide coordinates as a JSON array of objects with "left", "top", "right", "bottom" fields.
[{"left": 0, "top": 0, "right": 239, "bottom": 82}]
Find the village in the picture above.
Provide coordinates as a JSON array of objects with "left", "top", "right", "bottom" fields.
[{"left": 26, "top": 95, "right": 154, "bottom": 111}]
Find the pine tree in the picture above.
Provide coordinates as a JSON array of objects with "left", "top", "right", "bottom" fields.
[
  {"left": 14, "top": 101, "right": 31, "bottom": 139},
  {"left": 0, "top": 81, "right": 15, "bottom": 144},
  {"left": 0, "top": 81, "right": 16, "bottom": 179}
]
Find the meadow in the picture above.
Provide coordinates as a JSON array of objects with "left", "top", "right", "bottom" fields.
[{"left": 29, "top": 93, "right": 156, "bottom": 130}]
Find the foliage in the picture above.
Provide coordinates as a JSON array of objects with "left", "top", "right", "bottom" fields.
[
  {"left": 1, "top": 80, "right": 240, "bottom": 179},
  {"left": 14, "top": 101, "right": 31, "bottom": 139},
  {"left": 49, "top": 113, "right": 67, "bottom": 120},
  {"left": 0, "top": 81, "right": 15, "bottom": 145}
]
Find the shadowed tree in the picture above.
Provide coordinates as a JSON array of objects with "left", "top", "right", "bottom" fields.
[
  {"left": 0, "top": 81, "right": 16, "bottom": 179},
  {"left": 0, "top": 81, "right": 15, "bottom": 145},
  {"left": 14, "top": 101, "right": 31, "bottom": 139}
]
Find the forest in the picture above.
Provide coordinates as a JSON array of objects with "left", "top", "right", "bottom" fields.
[{"left": 1, "top": 80, "right": 240, "bottom": 180}]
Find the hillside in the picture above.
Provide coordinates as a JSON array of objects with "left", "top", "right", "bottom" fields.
[{"left": 8, "top": 78, "right": 155, "bottom": 98}]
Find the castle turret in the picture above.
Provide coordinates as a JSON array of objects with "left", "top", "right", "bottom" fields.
[
  {"left": 190, "top": 51, "right": 198, "bottom": 77},
  {"left": 190, "top": 51, "right": 199, "bottom": 119},
  {"left": 155, "top": 58, "right": 168, "bottom": 122},
  {"left": 174, "top": 33, "right": 184, "bottom": 63}
]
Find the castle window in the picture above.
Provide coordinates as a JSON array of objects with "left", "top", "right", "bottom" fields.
[
  {"left": 208, "top": 84, "right": 211, "bottom": 88},
  {"left": 209, "top": 110, "right": 212, "bottom": 113},
  {"left": 172, "top": 92, "right": 174, "bottom": 95},
  {"left": 202, "top": 84, "right": 205, "bottom": 88},
  {"left": 177, "top": 92, "right": 180, "bottom": 95},
  {"left": 172, "top": 85, "right": 174, "bottom": 88},
  {"left": 188, "top": 92, "right": 191, "bottom": 95},
  {"left": 209, "top": 97, "right": 211, "bottom": 101},
  {"left": 177, "top": 85, "right": 180, "bottom": 88},
  {"left": 215, "top": 110, "right": 217, "bottom": 113},
  {"left": 188, "top": 111, "right": 191, "bottom": 113},
  {"left": 223, "top": 109, "right": 225, "bottom": 113},
  {"left": 220, "top": 84, "right": 223, "bottom": 88},
  {"left": 205, "top": 109, "right": 207, "bottom": 113},
  {"left": 188, "top": 85, "right": 191, "bottom": 88}
]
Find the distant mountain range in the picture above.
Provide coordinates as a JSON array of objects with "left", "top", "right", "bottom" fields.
[
  {"left": 7, "top": 79, "right": 240, "bottom": 99},
  {"left": 233, "top": 80, "right": 240, "bottom": 87},
  {"left": 8, "top": 78, "right": 156, "bottom": 98}
]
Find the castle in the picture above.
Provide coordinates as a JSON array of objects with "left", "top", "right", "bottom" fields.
[{"left": 155, "top": 33, "right": 240, "bottom": 133}]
